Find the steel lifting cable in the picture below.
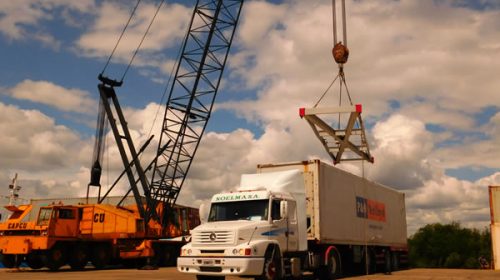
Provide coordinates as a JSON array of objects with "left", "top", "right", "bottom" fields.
[
  {"left": 315, "top": 0, "right": 353, "bottom": 108},
  {"left": 100, "top": 0, "right": 166, "bottom": 84},
  {"left": 101, "top": 0, "right": 143, "bottom": 76},
  {"left": 121, "top": 0, "right": 166, "bottom": 82}
]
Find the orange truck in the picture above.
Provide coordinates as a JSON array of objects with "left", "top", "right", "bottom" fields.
[{"left": 0, "top": 201, "right": 199, "bottom": 270}]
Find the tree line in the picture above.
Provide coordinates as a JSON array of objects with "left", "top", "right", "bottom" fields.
[{"left": 408, "top": 222, "right": 491, "bottom": 269}]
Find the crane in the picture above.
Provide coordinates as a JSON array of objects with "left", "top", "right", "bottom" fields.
[
  {"left": 89, "top": 0, "right": 244, "bottom": 231},
  {"left": 0, "top": 0, "right": 245, "bottom": 271}
]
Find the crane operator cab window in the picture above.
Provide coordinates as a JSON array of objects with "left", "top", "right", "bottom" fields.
[
  {"left": 37, "top": 207, "right": 52, "bottom": 226},
  {"left": 58, "top": 208, "right": 75, "bottom": 219}
]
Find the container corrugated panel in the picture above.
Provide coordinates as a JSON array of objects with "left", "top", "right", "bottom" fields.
[
  {"left": 491, "top": 224, "right": 500, "bottom": 270},
  {"left": 489, "top": 186, "right": 500, "bottom": 270},
  {"left": 257, "top": 159, "right": 407, "bottom": 248},
  {"left": 490, "top": 186, "right": 500, "bottom": 224}
]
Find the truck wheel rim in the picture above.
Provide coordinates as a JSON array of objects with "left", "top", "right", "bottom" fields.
[{"left": 266, "top": 261, "right": 276, "bottom": 279}]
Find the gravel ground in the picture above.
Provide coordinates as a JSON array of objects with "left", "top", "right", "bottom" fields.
[{"left": 1, "top": 267, "right": 500, "bottom": 280}]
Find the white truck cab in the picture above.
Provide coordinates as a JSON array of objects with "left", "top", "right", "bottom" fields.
[{"left": 177, "top": 170, "right": 306, "bottom": 280}]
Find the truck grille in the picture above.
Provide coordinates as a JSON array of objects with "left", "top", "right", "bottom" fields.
[{"left": 192, "top": 231, "right": 235, "bottom": 245}]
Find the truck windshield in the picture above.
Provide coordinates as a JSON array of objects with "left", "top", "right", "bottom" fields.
[{"left": 208, "top": 200, "right": 268, "bottom": 222}]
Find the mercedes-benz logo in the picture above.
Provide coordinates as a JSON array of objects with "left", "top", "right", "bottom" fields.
[{"left": 209, "top": 232, "right": 216, "bottom": 241}]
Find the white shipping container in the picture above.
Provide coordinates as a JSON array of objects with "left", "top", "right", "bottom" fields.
[{"left": 257, "top": 159, "right": 407, "bottom": 248}]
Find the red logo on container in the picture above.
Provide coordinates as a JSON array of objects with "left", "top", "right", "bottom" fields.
[{"left": 356, "top": 196, "right": 386, "bottom": 222}]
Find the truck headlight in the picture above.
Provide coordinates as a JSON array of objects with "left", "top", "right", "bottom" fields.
[
  {"left": 232, "top": 248, "right": 252, "bottom": 256},
  {"left": 181, "top": 248, "right": 192, "bottom": 256}
]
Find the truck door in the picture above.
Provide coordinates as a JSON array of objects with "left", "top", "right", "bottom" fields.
[
  {"left": 286, "top": 200, "right": 299, "bottom": 251},
  {"left": 51, "top": 207, "right": 79, "bottom": 237},
  {"left": 271, "top": 199, "right": 289, "bottom": 252}
]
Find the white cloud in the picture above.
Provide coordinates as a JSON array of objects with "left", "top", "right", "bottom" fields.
[
  {"left": 0, "top": 102, "right": 94, "bottom": 201},
  {"left": 1, "top": 0, "right": 500, "bottom": 237},
  {"left": 0, "top": 0, "right": 95, "bottom": 46},
  {"left": 429, "top": 111, "right": 500, "bottom": 170},
  {"left": 216, "top": 0, "right": 500, "bottom": 234},
  {"left": 0, "top": 102, "right": 91, "bottom": 172},
  {"left": 8, "top": 80, "right": 97, "bottom": 114},
  {"left": 405, "top": 172, "right": 500, "bottom": 234},
  {"left": 228, "top": 0, "right": 500, "bottom": 127},
  {"left": 364, "top": 114, "right": 436, "bottom": 189},
  {"left": 75, "top": 1, "right": 191, "bottom": 67}
]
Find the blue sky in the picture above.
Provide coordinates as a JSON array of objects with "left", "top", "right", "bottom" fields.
[{"left": 0, "top": 0, "right": 500, "bottom": 234}]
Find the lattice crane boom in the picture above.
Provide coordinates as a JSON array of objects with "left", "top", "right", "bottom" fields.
[
  {"left": 88, "top": 0, "right": 244, "bottom": 229},
  {"left": 149, "top": 0, "right": 244, "bottom": 226}
]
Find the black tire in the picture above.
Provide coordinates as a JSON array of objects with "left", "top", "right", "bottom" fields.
[
  {"left": 196, "top": 276, "right": 225, "bottom": 280},
  {"left": 319, "top": 248, "right": 341, "bottom": 279},
  {"left": 256, "top": 246, "right": 282, "bottom": 280},
  {"left": 1, "top": 254, "right": 21, "bottom": 268},
  {"left": 314, "top": 249, "right": 342, "bottom": 280},
  {"left": 121, "top": 258, "right": 139, "bottom": 268},
  {"left": 162, "top": 248, "right": 176, "bottom": 266},
  {"left": 69, "top": 244, "right": 89, "bottom": 270},
  {"left": 26, "top": 253, "right": 44, "bottom": 269},
  {"left": 153, "top": 245, "right": 176, "bottom": 267},
  {"left": 383, "top": 250, "right": 392, "bottom": 274},
  {"left": 391, "top": 251, "right": 400, "bottom": 271},
  {"left": 364, "top": 249, "right": 376, "bottom": 275},
  {"left": 45, "top": 245, "right": 67, "bottom": 271},
  {"left": 91, "top": 244, "right": 110, "bottom": 269}
]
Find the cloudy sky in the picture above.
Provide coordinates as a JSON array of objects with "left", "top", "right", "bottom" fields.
[{"left": 0, "top": 0, "right": 499, "bottom": 235}]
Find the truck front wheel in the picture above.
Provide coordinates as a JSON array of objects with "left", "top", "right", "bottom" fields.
[
  {"left": 26, "top": 252, "right": 44, "bottom": 269},
  {"left": 1, "top": 254, "right": 21, "bottom": 268},
  {"left": 91, "top": 244, "right": 110, "bottom": 269},
  {"left": 69, "top": 244, "right": 89, "bottom": 270},
  {"left": 45, "top": 245, "right": 67, "bottom": 271},
  {"left": 257, "top": 246, "right": 282, "bottom": 280}
]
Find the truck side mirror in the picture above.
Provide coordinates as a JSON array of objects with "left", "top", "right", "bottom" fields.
[{"left": 280, "top": 201, "right": 288, "bottom": 219}]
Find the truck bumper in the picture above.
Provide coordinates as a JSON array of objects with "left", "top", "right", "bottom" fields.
[
  {"left": 177, "top": 256, "right": 265, "bottom": 276},
  {"left": 0, "top": 236, "right": 50, "bottom": 254}
]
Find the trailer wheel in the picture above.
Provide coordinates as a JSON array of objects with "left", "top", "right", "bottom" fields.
[
  {"left": 391, "top": 251, "right": 400, "bottom": 271},
  {"left": 363, "top": 248, "right": 376, "bottom": 275},
  {"left": 91, "top": 245, "right": 110, "bottom": 269},
  {"left": 45, "top": 245, "right": 67, "bottom": 271},
  {"left": 69, "top": 244, "right": 89, "bottom": 270},
  {"left": 1, "top": 254, "right": 21, "bottom": 268},
  {"left": 26, "top": 252, "right": 44, "bottom": 269},
  {"left": 323, "top": 248, "right": 342, "bottom": 279},
  {"left": 257, "top": 246, "right": 282, "bottom": 280}
]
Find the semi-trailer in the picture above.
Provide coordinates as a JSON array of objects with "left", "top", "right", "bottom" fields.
[{"left": 178, "top": 159, "right": 408, "bottom": 279}]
